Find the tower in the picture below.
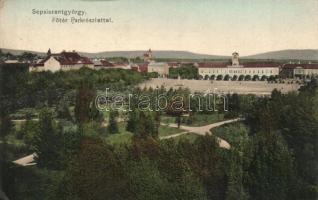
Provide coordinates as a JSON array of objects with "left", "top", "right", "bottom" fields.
[
  {"left": 232, "top": 52, "right": 239, "bottom": 66},
  {"left": 143, "top": 49, "right": 153, "bottom": 62},
  {"left": 47, "top": 48, "right": 52, "bottom": 56}
]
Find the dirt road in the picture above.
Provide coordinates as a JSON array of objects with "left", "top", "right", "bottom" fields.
[{"left": 161, "top": 118, "right": 243, "bottom": 149}]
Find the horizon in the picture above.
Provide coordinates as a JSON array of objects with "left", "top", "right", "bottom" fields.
[
  {"left": 0, "top": 0, "right": 317, "bottom": 56},
  {"left": 2, "top": 47, "right": 318, "bottom": 58}
]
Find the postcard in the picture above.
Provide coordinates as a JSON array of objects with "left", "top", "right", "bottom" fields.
[{"left": 0, "top": 0, "right": 317, "bottom": 199}]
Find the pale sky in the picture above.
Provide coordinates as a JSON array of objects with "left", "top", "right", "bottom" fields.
[{"left": 0, "top": 0, "right": 317, "bottom": 56}]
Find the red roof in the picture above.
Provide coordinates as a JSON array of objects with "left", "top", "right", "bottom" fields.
[
  {"left": 100, "top": 60, "right": 114, "bottom": 67},
  {"left": 283, "top": 63, "right": 318, "bottom": 69},
  {"left": 168, "top": 62, "right": 181, "bottom": 67},
  {"left": 131, "top": 66, "right": 139, "bottom": 71},
  {"left": 39, "top": 51, "right": 93, "bottom": 65},
  {"left": 241, "top": 62, "right": 281, "bottom": 68},
  {"left": 137, "top": 63, "right": 148, "bottom": 73},
  {"left": 198, "top": 62, "right": 229, "bottom": 68}
]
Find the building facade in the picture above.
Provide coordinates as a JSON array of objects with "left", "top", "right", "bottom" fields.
[
  {"left": 281, "top": 63, "right": 318, "bottom": 78},
  {"left": 197, "top": 52, "right": 280, "bottom": 80},
  {"left": 148, "top": 62, "right": 170, "bottom": 77},
  {"left": 30, "top": 50, "right": 94, "bottom": 72}
]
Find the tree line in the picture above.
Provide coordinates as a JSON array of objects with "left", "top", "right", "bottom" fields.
[{"left": 0, "top": 64, "right": 317, "bottom": 200}]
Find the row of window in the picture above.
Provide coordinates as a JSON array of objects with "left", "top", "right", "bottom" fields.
[
  {"left": 200, "top": 69, "right": 274, "bottom": 74},
  {"left": 294, "top": 69, "right": 318, "bottom": 75}
]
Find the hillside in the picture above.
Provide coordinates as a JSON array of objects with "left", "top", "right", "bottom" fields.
[
  {"left": 0, "top": 49, "right": 229, "bottom": 59},
  {"left": 1, "top": 48, "right": 318, "bottom": 60},
  {"left": 244, "top": 49, "right": 318, "bottom": 60}
]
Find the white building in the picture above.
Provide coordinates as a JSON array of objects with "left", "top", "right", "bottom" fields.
[
  {"left": 29, "top": 50, "right": 94, "bottom": 72},
  {"left": 281, "top": 63, "right": 318, "bottom": 78},
  {"left": 197, "top": 52, "right": 280, "bottom": 80},
  {"left": 148, "top": 62, "right": 170, "bottom": 77}
]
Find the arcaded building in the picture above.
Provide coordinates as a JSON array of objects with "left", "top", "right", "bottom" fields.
[{"left": 197, "top": 52, "right": 280, "bottom": 80}]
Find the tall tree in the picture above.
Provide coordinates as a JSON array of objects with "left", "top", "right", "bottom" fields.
[
  {"left": 65, "top": 138, "right": 129, "bottom": 200},
  {"left": 108, "top": 110, "right": 119, "bottom": 134},
  {"left": 248, "top": 131, "right": 295, "bottom": 200},
  {"left": 33, "top": 109, "right": 63, "bottom": 169},
  {"left": 126, "top": 109, "right": 139, "bottom": 133},
  {"left": 74, "top": 81, "right": 96, "bottom": 124}
]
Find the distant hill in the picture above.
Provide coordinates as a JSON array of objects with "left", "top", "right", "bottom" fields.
[
  {"left": 80, "top": 50, "right": 230, "bottom": 59},
  {"left": 0, "top": 48, "right": 46, "bottom": 57},
  {"left": 244, "top": 49, "right": 318, "bottom": 60},
  {"left": 0, "top": 49, "right": 229, "bottom": 59},
  {"left": 1, "top": 48, "right": 318, "bottom": 60}
]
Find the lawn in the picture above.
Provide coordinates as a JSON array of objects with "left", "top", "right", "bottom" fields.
[
  {"left": 104, "top": 122, "right": 133, "bottom": 145},
  {"left": 188, "top": 113, "right": 224, "bottom": 126},
  {"left": 173, "top": 132, "right": 199, "bottom": 143},
  {"left": 158, "top": 125, "right": 184, "bottom": 137},
  {"left": 161, "top": 113, "right": 224, "bottom": 127},
  {"left": 105, "top": 123, "right": 185, "bottom": 145},
  {"left": 211, "top": 122, "right": 249, "bottom": 147}
]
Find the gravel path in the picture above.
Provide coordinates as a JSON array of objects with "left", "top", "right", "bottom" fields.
[
  {"left": 12, "top": 119, "right": 242, "bottom": 167},
  {"left": 12, "top": 153, "right": 37, "bottom": 166},
  {"left": 161, "top": 118, "right": 243, "bottom": 149},
  {"left": 160, "top": 131, "right": 189, "bottom": 140}
]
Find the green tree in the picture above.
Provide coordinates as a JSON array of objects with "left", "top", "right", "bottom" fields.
[
  {"left": 126, "top": 109, "right": 139, "bottom": 133},
  {"left": 56, "top": 98, "right": 73, "bottom": 121},
  {"left": 248, "top": 132, "right": 295, "bottom": 200},
  {"left": 213, "top": 123, "right": 252, "bottom": 200},
  {"left": 33, "top": 109, "right": 63, "bottom": 169},
  {"left": 108, "top": 110, "right": 119, "bottom": 134},
  {"left": 22, "top": 119, "right": 39, "bottom": 148},
  {"left": 65, "top": 138, "right": 129, "bottom": 200},
  {"left": 135, "top": 112, "right": 156, "bottom": 138},
  {"left": 74, "top": 81, "right": 96, "bottom": 124},
  {"left": 169, "top": 65, "right": 198, "bottom": 79},
  {"left": 181, "top": 135, "right": 226, "bottom": 200},
  {"left": 89, "top": 97, "right": 104, "bottom": 123}
]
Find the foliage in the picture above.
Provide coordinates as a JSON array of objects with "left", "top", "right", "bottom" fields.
[
  {"left": 32, "top": 109, "right": 82, "bottom": 170},
  {"left": 248, "top": 132, "right": 295, "bottom": 200},
  {"left": 33, "top": 109, "right": 63, "bottom": 169},
  {"left": 74, "top": 81, "right": 96, "bottom": 124},
  {"left": 64, "top": 137, "right": 129, "bottom": 200},
  {"left": 169, "top": 65, "right": 198, "bottom": 79},
  {"left": 108, "top": 110, "right": 119, "bottom": 134}
]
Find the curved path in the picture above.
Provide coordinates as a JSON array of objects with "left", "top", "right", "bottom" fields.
[
  {"left": 12, "top": 118, "right": 242, "bottom": 167},
  {"left": 12, "top": 153, "right": 37, "bottom": 166},
  {"left": 161, "top": 118, "right": 243, "bottom": 149}
]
